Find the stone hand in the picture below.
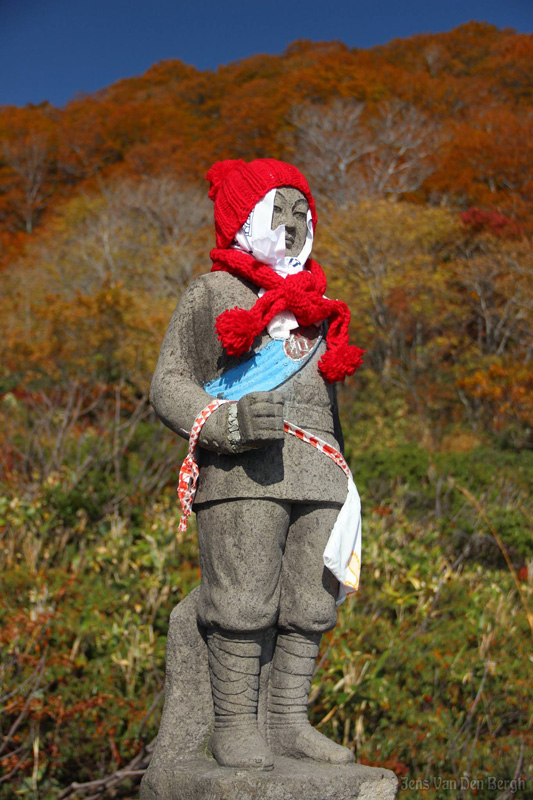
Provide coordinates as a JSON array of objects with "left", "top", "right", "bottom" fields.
[{"left": 236, "top": 391, "right": 285, "bottom": 449}]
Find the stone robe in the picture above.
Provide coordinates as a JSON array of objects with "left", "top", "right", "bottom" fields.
[{"left": 150, "top": 270, "right": 347, "bottom": 507}]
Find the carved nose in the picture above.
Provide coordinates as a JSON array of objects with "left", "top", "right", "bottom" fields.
[{"left": 285, "top": 225, "right": 296, "bottom": 245}]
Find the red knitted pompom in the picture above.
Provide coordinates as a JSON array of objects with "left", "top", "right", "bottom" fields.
[
  {"left": 318, "top": 345, "right": 365, "bottom": 383},
  {"left": 215, "top": 307, "right": 259, "bottom": 356},
  {"left": 206, "top": 160, "right": 246, "bottom": 202}
]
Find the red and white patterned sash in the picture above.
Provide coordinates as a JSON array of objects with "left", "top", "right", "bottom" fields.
[
  {"left": 177, "top": 401, "right": 348, "bottom": 532},
  {"left": 283, "top": 420, "right": 350, "bottom": 478},
  {"left": 177, "top": 398, "right": 229, "bottom": 532}
]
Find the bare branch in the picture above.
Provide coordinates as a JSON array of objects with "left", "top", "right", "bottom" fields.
[
  {"left": 1, "top": 135, "right": 52, "bottom": 233},
  {"left": 57, "top": 737, "right": 156, "bottom": 799}
]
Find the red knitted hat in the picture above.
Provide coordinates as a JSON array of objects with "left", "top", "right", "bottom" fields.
[{"left": 206, "top": 158, "right": 318, "bottom": 248}]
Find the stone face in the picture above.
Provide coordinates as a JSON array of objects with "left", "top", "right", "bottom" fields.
[
  {"left": 271, "top": 187, "right": 309, "bottom": 257},
  {"left": 140, "top": 591, "right": 398, "bottom": 800}
]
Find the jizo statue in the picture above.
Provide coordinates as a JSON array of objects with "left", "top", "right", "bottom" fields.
[{"left": 150, "top": 159, "right": 365, "bottom": 771}]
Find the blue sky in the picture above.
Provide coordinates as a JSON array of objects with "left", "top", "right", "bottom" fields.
[{"left": 1, "top": 0, "right": 531, "bottom": 107}]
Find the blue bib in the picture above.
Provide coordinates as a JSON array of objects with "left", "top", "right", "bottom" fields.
[{"left": 204, "top": 330, "right": 322, "bottom": 401}]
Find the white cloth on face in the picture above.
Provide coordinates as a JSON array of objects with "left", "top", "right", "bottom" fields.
[{"left": 233, "top": 188, "right": 314, "bottom": 339}]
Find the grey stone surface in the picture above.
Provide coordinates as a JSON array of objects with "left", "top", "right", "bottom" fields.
[
  {"left": 267, "top": 631, "right": 352, "bottom": 765},
  {"left": 235, "top": 391, "right": 285, "bottom": 450},
  {"left": 145, "top": 168, "right": 393, "bottom": 791},
  {"left": 271, "top": 187, "right": 309, "bottom": 257},
  {"left": 142, "top": 755, "right": 398, "bottom": 800},
  {"left": 149, "top": 270, "right": 346, "bottom": 506},
  {"left": 145, "top": 589, "right": 212, "bottom": 763},
  {"left": 206, "top": 628, "right": 274, "bottom": 770},
  {"left": 195, "top": 500, "right": 340, "bottom": 634},
  {"left": 140, "top": 590, "right": 398, "bottom": 800}
]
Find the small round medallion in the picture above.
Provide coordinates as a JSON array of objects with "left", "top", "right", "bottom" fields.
[{"left": 283, "top": 326, "right": 320, "bottom": 361}]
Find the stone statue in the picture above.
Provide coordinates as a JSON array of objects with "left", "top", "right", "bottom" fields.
[{"left": 142, "top": 159, "right": 398, "bottom": 800}]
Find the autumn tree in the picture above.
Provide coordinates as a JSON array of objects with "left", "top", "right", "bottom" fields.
[
  {"left": 429, "top": 107, "right": 533, "bottom": 223},
  {"left": 0, "top": 106, "right": 57, "bottom": 234},
  {"left": 9, "top": 177, "right": 212, "bottom": 302},
  {"left": 287, "top": 99, "right": 441, "bottom": 202},
  {"left": 316, "top": 199, "right": 459, "bottom": 389},
  {"left": 286, "top": 99, "right": 371, "bottom": 201},
  {"left": 360, "top": 101, "right": 442, "bottom": 196}
]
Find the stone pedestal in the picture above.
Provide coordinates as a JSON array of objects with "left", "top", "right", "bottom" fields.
[
  {"left": 140, "top": 589, "right": 398, "bottom": 800},
  {"left": 142, "top": 755, "right": 397, "bottom": 800}
]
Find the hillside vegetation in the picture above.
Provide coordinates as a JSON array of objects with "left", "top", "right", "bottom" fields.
[{"left": 0, "top": 23, "right": 532, "bottom": 798}]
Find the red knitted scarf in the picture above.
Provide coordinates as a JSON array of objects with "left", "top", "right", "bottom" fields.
[{"left": 210, "top": 248, "right": 364, "bottom": 383}]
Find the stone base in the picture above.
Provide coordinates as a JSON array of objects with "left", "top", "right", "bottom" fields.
[
  {"left": 140, "top": 589, "right": 398, "bottom": 800},
  {"left": 141, "top": 754, "right": 398, "bottom": 800}
]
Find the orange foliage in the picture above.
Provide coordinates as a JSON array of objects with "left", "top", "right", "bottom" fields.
[
  {"left": 457, "top": 362, "right": 533, "bottom": 432},
  {"left": 430, "top": 107, "right": 532, "bottom": 223},
  {"left": 0, "top": 23, "right": 531, "bottom": 263},
  {"left": 2, "top": 282, "right": 165, "bottom": 389},
  {"left": 0, "top": 24, "right": 531, "bottom": 445}
]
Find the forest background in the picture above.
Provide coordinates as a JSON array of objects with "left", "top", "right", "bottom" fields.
[{"left": 0, "top": 21, "right": 532, "bottom": 799}]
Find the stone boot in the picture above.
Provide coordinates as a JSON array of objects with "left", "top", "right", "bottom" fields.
[
  {"left": 267, "top": 630, "right": 354, "bottom": 764},
  {"left": 207, "top": 629, "right": 274, "bottom": 770}
]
